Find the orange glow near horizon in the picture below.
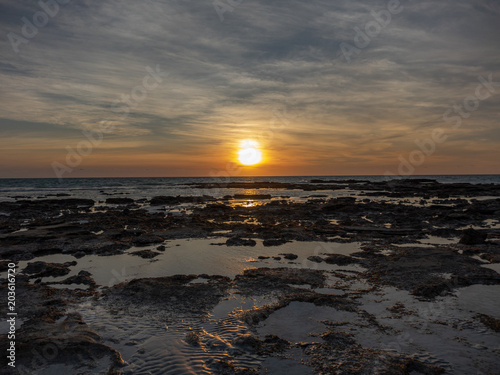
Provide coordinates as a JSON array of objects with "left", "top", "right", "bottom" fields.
[{"left": 237, "top": 140, "right": 263, "bottom": 166}]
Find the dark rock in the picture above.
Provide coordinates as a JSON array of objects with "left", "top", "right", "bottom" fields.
[
  {"left": 209, "top": 359, "right": 258, "bottom": 375},
  {"left": 185, "top": 331, "right": 202, "bottom": 346},
  {"left": 324, "top": 254, "right": 356, "bottom": 265},
  {"left": 132, "top": 234, "right": 164, "bottom": 246},
  {"left": 14, "top": 313, "right": 125, "bottom": 372},
  {"left": 226, "top": 237, "right": 257, "bottom": 247},
  {"left": 307, "top": 256, "right": 323, "bottom": 263},
  {"left": 130, "top": 250, "right": 161, "bottom": 259},
  {"left": 123, "top": 228, "right": 145, "bottom": 236},
  {"left": 320, "top": 330, "right": 356, "bottom": 348},
  {"left": 481, "top": 253, "right": 500, "bottom": 263},
  {"left": 459, "top": 228, "right": 487, "bottom": 245},
  {"left": 23, "top": 261, "right": 76, "bottom": 278},
  {"left": 362, "top": 247, "right": 500, "bottom": 299},
  {"left": 411, "top": 281, "right": 452, "bottom": 298},
  {"left": 0, "top": 260, "right": 13, "bottom": 272},
  {"left": 104, "top": 275, "right": 231, "bottom": 315},
  {"left": 60, "top": 270, "right": 96, "bottom": 287},
  {"left": 262, "top": 335, "right": 290, "bottom": 353},
  {"left": 235, "top": 267, "right": 326, "bottom": 294},
  {"left": 232, "top": 334, "right": 262, "bottom": 352},
  {"left": 150, "top": 196, "right": 183, "bottom": 205},
  {"left": 263, "top": 238, "right": 288, "bottom": 247},
  {"left": 322, "top": 197, "right": 357, "bottom": 211},
  {"left": 280, "top": 253, "right": 298, "bottom": 260},
  {"left": 105, "top": 198, "right": 135, "bottom": 205}
]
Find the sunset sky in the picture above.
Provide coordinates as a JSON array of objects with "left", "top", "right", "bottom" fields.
[{"left": 1, "top": 0, "right": 499, "bottom": 178}]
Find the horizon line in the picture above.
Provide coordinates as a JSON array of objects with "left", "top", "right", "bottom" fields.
[{"left": 1, "top": 173, "right": 499, "bottom": 180}]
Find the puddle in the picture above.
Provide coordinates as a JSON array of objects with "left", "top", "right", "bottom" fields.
[
  {"left": 256, "top": 301, "right": 357, "bottom": 343},
  {"left": 356, "top": 285, "right": 500, "bottom": 374},
  {"left": 456, "top": 284, "right": 500, "bottom": 318},
  {"left": 418, "top": 235, "right": 457, "bottom": 246},
  {"left": 392, "top": 236, "right": 457, "bottom": 248},
  {"left": 481, "top": 263, "right": 500, "bottom": 274},
  {"left": 259, "top": 354, "right": 314, "bottom": 375},
  {"left": 36, "top": 360, "right": 114, "bottom": 375},
  {"left": 48, "top": 283, "right": 91, "bottom": 290},
  {"left": 5, "top": 240, "right": 366, "bottom": 287}
]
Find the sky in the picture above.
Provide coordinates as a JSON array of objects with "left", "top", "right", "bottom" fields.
[{"left": 0, "top": 0, "right": 499, "bottom": 178}]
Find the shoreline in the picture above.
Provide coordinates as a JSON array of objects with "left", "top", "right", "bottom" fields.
[{"left": 1, "top": 178, "right": 499, "bottom": 374}]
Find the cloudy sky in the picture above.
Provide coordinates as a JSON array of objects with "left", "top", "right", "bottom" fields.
[{"left": 1, "top": 0, "right": 499, "bottom": 178}]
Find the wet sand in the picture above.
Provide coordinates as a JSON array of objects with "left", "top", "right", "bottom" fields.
[{"left": 0, "top": 178, "right": 499, "bottom": 374}]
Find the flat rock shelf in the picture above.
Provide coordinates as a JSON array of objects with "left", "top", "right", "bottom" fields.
[{"left": 1, "top": 178, "right": 499, "bottom": 374}]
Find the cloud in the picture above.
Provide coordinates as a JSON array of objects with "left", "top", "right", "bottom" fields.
[{"left": 0, "top": 0, "right": 499, "bottom": 176}]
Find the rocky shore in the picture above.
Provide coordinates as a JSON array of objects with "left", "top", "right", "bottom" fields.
[{"left": 1, "top": 179, "right": 499, "bottom": 374}]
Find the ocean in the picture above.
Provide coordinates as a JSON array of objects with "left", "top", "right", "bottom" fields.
[{"left": 0, "top": 175, "right": 499, "bottom": 202}]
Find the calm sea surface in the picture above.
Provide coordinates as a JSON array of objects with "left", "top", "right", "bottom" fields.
[{"left": 0, "top": 175, "right": 499, "bottom": 202}]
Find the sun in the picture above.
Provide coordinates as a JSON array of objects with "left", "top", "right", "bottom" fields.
[{"left": 238, "top": 140, "right": 263, "bottom": 166}]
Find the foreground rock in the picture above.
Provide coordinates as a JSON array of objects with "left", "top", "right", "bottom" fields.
[
  {"left": 459, "top": 228, "right": 487, "bottom": 245},
  {"left": 14, "top": 313, "right": 126, "bottom": 372},
  {"left": 0, "top": 179, "right": 499, "bottom": 373},
  {"left": 362, "top": 246, "right": 500, "bottom": 298},
  {"left": 324, "top": 254, "right": 358, "bottom": 265},
  {"left": 101, "top": 274, "right": 231, "bottom": 316},
  {"left": 235, "top": 268, "right": 326, "bottom": 295},
  {"left": 0, "top": 277, "right": 121, "bottom": 374},
  {"left": 59, "top": 270, "right": 97, "bottom": 288},
  {"left": 23, "top": 261, "right": 77, "bottom": 278},
  {"left": 226, "top": 237, "right": 256, "bottom": 247},
  {"left": 130, "top": 249, "right": 161, "bottom": 258}
]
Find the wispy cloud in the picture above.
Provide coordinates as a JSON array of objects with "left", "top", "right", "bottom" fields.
[{"left": 1, "top": 0, "right": 499, "bottom": 176}]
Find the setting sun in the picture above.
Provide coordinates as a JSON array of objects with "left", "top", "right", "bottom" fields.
[{"left": 238, "top": 140, "right": 263, "bottom": 166}]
